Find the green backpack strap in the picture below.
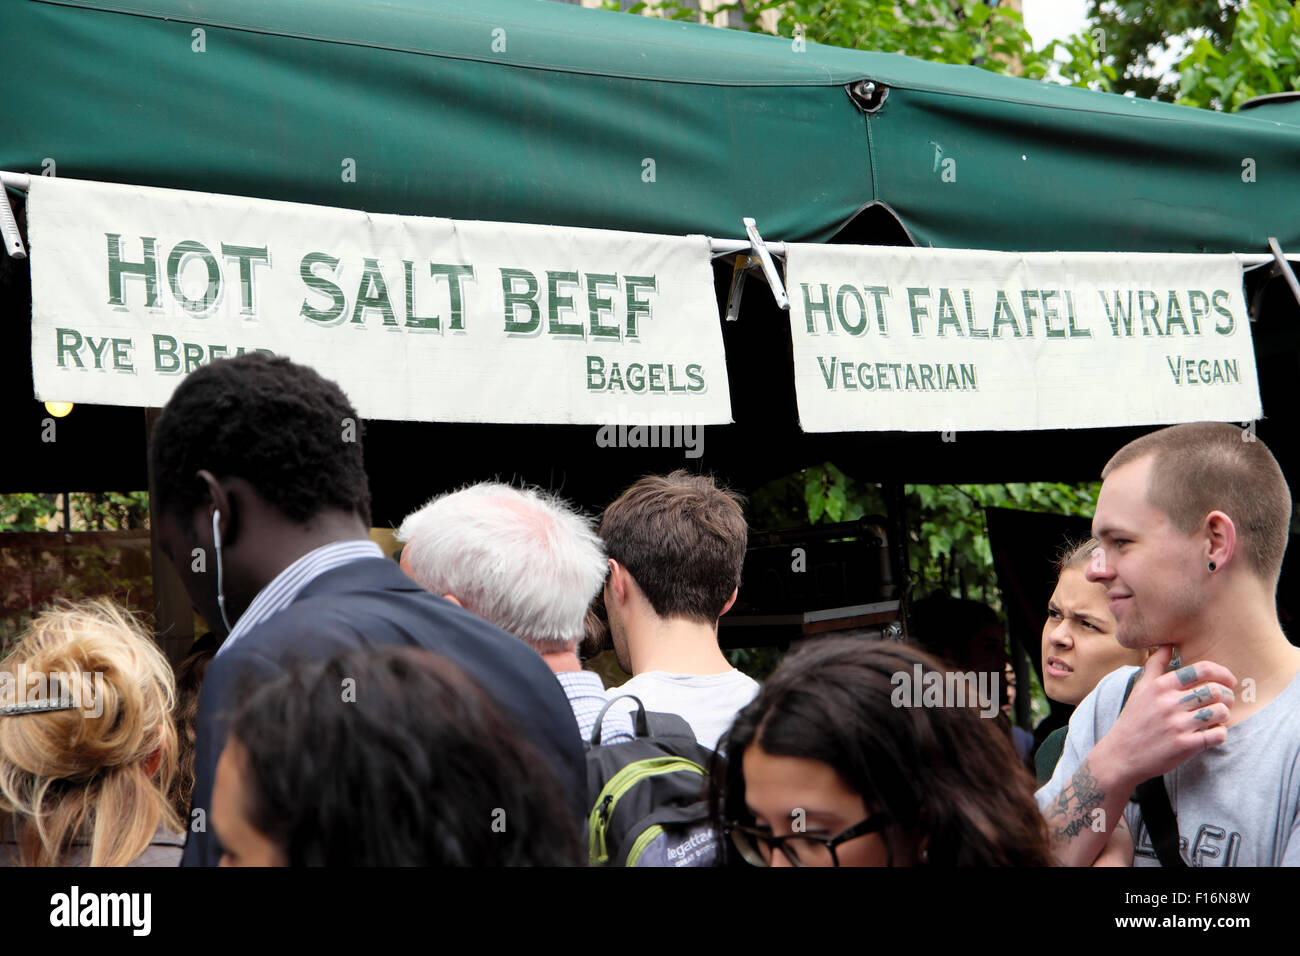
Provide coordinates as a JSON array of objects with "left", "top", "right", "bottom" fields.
[{"left": 1118, "top": 667, "right": 1187, "bottom": 868}]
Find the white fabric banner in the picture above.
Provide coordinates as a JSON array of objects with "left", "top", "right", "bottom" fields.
[
  {"left": 27, "top": 177, "right": 731, "bottom": 425},
  {"left": 785, "top": 244, "right": 1262, "bottom": 432}
]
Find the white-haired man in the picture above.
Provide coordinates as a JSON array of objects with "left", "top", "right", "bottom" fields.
[{"left": 397, "top": 483, "right": 634, "bottom": 745}]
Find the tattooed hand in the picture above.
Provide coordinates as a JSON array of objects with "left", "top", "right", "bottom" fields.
[
  {"left": 1101, "top": 643, "right": 1235, "bottom": 788},
  {"left": 1044, "top": 644, "right": 1233, "bottom": 866}
]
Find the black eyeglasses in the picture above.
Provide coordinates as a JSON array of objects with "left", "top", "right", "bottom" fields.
[{"left": 723, "top": 813, "right": 892, "bottom": 867}]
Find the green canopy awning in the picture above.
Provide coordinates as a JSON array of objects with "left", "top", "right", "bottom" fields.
[{"left": 4, "top": 0, "right": 1298, "bottom": 253}]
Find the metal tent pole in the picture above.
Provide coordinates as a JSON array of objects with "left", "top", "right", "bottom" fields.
[
  {"left": 0, "top": 171, "right": 29, "bottom": 259},
  {"left": 1268, "top": 237, "right": 1300, "bottom": 308},
  {"left": 3, "top": 170, "right": 1298, "bottom": 310}
]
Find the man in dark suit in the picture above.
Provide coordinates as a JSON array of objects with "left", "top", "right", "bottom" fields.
[{"left": 151, "top": 354, "right": 587, "bottom": 866}]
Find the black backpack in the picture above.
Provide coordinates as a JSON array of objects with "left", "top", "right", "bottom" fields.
[
  {"left": 585, "top": 694, "right": 720, "bottom": 867},
  {"left": 1120, "top": 669, "right": 1188, "bottom": 868}
]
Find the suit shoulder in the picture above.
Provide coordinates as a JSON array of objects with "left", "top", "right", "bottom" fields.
[
  {"left": 230, "top": 585, "right": 538, "bottom": 669},
  {"left": 228, "top": 592, "right": 398, "bottom": 658}
]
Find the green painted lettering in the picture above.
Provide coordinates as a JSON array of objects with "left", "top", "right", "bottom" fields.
[
  {"left": 430, "top": 264, "right": 475, "bottom": 331},
  {"left": 586, "top": 273, "right": 620, "bottom": 339},
  {"left": 167, "top": 240, "right": 222, "bottom": 316},
  {"left": 991, "top": 291, "right": 1022, "bottom": 338},
  {"left": 299, "top": 253, "right": 347, "bottom": 324},
  {"left": 906, "top": 287, "right": 930, "bottom": 335},
  {"left": 220, "top": 243, "right": 269, "bottom": 315},
  {"left": 836, "top": 285, "right": 868, "bottom": 335},
  {"left": 1212, "top": 290, "right": 1235, "bottom": 335},
  {"left": 624, "top": 276, "right": 656, "bottom": 338},
  {"left": 106, "top": 235, "right": 159, "bottom": 308},
  {"left": 351, "top": 258, "right": 398, "bottom": 326},
  {"left": 502, "top": 268, "right": 541, "bottom": 334},
  {"left": 56, "top": 328, "right": 85, "bottom": 368},
  {"left": 936, "top": 287, "right": 963, "bottom": 337},
  {"left": 802, "top": 283, "right": 833, "bottom": 333},
  {"left": 547, "top": 271, "right": 583, "bottom": 336}
]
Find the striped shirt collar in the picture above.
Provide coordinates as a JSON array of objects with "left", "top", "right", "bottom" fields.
[{"left": 215, "top": 539, "right": 385, "bottom": 658}]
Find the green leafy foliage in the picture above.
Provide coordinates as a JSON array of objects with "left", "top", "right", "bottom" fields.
[
  {"left": 0, "top": 493, "right": 59, "bottom": 532},
  {"left": 1, "top": 492, "right": 155, "bottom": 653},
  {"left": 724, "top": 644, "right": 786, "bottom": 681},
  {"left": 753, "top": 466, "right": 1098, "bottom": 609},
  {"left": 1, "top": 492, "right": 150, "bottom": 532},
  {"left": 902, "top": 481, "right": 1099, "bottom": 604},
  {"left": 749, "top": 467, "right": 1098, "bottom": 722},
  {"left": 598, "top": 0, "right": 738, "bottom": 24},
  {"left": 743, "top": 0, "right": 1048, "bottom": 72},
  {"left": 1175, "top": 0, "right": 1300, "bottom": 110},
  {"left": 0, "top": 534, "right": 156, "bottom": 657},
  {"left": 611, "top": 0, "right": 1298, "bottom": 111},
  {"left": 1085, "top": 0, "right": 1239, "bottom": 101},
  {"left": 728, "top": 0, "right": 1112, "bottom": 88}
]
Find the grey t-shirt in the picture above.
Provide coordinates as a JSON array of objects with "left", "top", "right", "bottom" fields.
[
  {"left": 607, "top": 669, "right": 761, "bottom": 752},
  {"left": 1036, "top": 664, "right": 1300, "bottom": 866},
  {"left": 0, "top": 820, "right": 184, "bottom": 867}
]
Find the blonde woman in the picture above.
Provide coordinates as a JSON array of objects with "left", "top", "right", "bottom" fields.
[{"left": 0, "top": 599, "right": 184, "bottom": 866}]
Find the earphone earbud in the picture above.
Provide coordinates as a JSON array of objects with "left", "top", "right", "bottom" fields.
[{"left": 212, "top": 507, "right": 233, "bottom": 635}]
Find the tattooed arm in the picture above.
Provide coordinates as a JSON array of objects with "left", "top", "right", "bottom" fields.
[
  {"left": 1038, "top": 648, "right": 1235, "bottom": 866},
  {"left": 1043, "top": 740, "right": 1140, "bottom": 867}
]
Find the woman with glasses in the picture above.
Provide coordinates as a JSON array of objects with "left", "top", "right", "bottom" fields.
[{"left": 709, "top": 638, "right": 1054, "bottom": 867}]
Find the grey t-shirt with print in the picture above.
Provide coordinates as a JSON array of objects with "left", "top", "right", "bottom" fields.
[{"left": 1036, "top": 664, "right": 1300, "bottom": 866}]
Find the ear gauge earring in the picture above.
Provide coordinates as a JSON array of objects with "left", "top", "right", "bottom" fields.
[{"left": 1208, "top": 561, "right": 1217, "bottom": 571}]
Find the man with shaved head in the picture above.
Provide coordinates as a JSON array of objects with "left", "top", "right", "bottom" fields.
[{"left": 1037, "top": 422, "right": 1300, "bottom": 866}]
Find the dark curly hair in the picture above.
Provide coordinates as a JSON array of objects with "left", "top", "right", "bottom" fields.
[
  {"left": 709, "top": 638, "right": 1054, "bottom": 867},
  {"left": 168, "top": 632, "right": 218, "bottom": 822},
  {"left": 149, "top": 353, "right": 371, "bottom": 526},
  {"left": 225, "top": 647, "right": 583, "bottom": 866}
]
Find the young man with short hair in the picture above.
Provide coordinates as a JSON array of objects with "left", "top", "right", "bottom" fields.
[
  {"left": 600, "top": 470, "right": 759, "bottom": 751},
  {"left": 1037, "top": 422, "right": 1300, "bottom": 866}
]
